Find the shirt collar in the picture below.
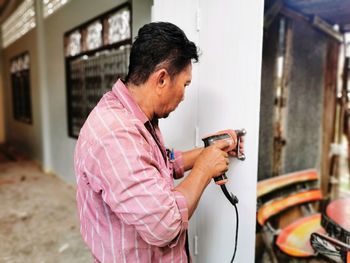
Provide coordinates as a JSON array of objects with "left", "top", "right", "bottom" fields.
[{"left": 112, "top": 79, "right": 149, "bottom": 124}]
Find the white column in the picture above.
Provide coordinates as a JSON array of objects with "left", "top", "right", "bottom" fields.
[
  {"left": 195, "top": 1, "right": 264, "bottom": 262},
  {"left": 35, "top": 0, "right": 53, "bottom": 171}
]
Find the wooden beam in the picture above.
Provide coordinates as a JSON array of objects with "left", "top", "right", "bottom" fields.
[
  {"left": 312, "top": 16, "right": 344, "bottom": 43},
  {"left": 281, "top": 6, "right": 343, "bottom": 43},
  {"left": 280, "top": 6, "right": 309, "bottom": 23}
]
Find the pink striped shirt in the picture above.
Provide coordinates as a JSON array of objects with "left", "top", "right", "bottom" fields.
[{"left": 74, "top": 79, "right": 189, "bottom": 263}]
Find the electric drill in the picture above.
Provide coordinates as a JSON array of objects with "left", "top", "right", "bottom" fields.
[
  {"left": 202, "top": 129, "right": 246, "bottom": 262},
  {"left": 202, "top": 129, "right": 246, "bottom": 185}
]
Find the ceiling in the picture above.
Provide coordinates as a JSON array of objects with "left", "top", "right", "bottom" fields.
[
  {"left": 1, "top": 0, "right": 350, "bottom": 31},
  {"left": 266, "top": 0, "right": 350, "bottom": 31},
  {"left": 0, "top": 0, "right": 23, "bottom": 24}
]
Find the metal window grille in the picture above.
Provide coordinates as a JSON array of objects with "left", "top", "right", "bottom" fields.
[{"left": 10, "top": 52, "right": 33, "bottom": 124}]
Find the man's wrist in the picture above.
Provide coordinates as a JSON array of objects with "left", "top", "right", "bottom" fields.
[{"left": 190, "top": 165, "right": 212, "bottom": 185}]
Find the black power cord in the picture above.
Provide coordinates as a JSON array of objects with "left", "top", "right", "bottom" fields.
[
  {"left": 201, "top": 130, "right": 245, "bottom": 262},
  {"left": 220, "top": 185, "right": 239, "bottom": 263}
]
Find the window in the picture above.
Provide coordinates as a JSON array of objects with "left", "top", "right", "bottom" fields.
[
  {"left": 10, "top": 52, "right": 33, "bottom": 124},
  {"left": 1, "top": 0, "right": 36, "bottom": 48},
  {"left": 64, "top": 3, "right": 132, "bottom": 138}
]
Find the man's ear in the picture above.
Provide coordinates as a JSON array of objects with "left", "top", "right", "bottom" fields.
[{"left": 155, "top": 69, "right": 169, "bottom": 94}]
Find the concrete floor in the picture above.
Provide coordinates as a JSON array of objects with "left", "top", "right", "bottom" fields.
[
  {"left": 0, "top": 144, "right": 343, "bottom": 263},
  {"left": 0, "top": 149, "right": 92, "bottom": 263}
]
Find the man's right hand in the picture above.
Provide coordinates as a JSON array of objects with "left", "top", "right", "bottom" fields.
[
  {"left": 175, "top": 139, "right": 230, "bottom": 218},
  {"left": 193, "top": 140, "right": 230, "bottom": 182}
]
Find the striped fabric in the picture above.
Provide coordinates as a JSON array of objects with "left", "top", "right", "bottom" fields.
[{"left": 74, "top": 79, "right": 189, "bottom": 263}]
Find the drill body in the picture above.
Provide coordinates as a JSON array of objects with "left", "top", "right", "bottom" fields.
[{"left": 202, "top": 129, "right": 246, "bottom": 185}]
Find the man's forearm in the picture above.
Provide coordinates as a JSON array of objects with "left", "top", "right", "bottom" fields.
[
  {"left": 175, "top": 140, "right": 230, "bottom": 219},
  {"left": 182, "top": 147, "right": 203, "bottom": 171},
  {"left": 175, "top": 148, "right": 205, "bottom": 218},
  {"left": 174, "top": 166, "right": 210, "bottom": 218}
]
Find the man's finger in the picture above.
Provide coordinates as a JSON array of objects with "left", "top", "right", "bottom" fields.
[
  {"left": 228, "top": 150, "right": 237, "bottom": 156},
  {"left": 213, "top": 139, "right": 230, "bottom": 149}
]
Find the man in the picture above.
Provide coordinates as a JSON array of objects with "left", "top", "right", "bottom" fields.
[{"left": 74, "top": 22, "right": 243, "bottom": 263}]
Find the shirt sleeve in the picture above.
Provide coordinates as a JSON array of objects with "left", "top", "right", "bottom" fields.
[
  {"left": 84, "top": 125, "right": 188, "bottom": 247},
  {"left": 170, "top": 149, "right": 185, "bottom": 179}
]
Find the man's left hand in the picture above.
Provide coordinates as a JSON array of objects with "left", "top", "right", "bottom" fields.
[{"left": 215, "top": 129, "right": 245, "bottom": 158}]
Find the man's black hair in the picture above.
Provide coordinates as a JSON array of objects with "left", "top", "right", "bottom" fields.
[{"left": 125, "top": 22, "right": 199, "bottom": 85}]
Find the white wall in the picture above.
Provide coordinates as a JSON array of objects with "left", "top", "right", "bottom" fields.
[
  {"left": 41, "top": 0, "right": 152, "bottom": 182},
  {"left": 0, "top": 0, "right": 152, "bottom": 180},
  {"left": 0, "top": 0, "right": 134, "bottom": 176},
  {"left": 153, "top": 0, "right": 264, "bottom": 262},
  {"left": 2, "top": 28, "right": 44, "bottom": 162},
  {"left": 42, "top": 0, "right": 128, "bottom": 182}
]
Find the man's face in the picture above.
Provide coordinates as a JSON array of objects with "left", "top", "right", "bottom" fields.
[{"left": 156, "top": 63, "right": 192, "bottom": 119}]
